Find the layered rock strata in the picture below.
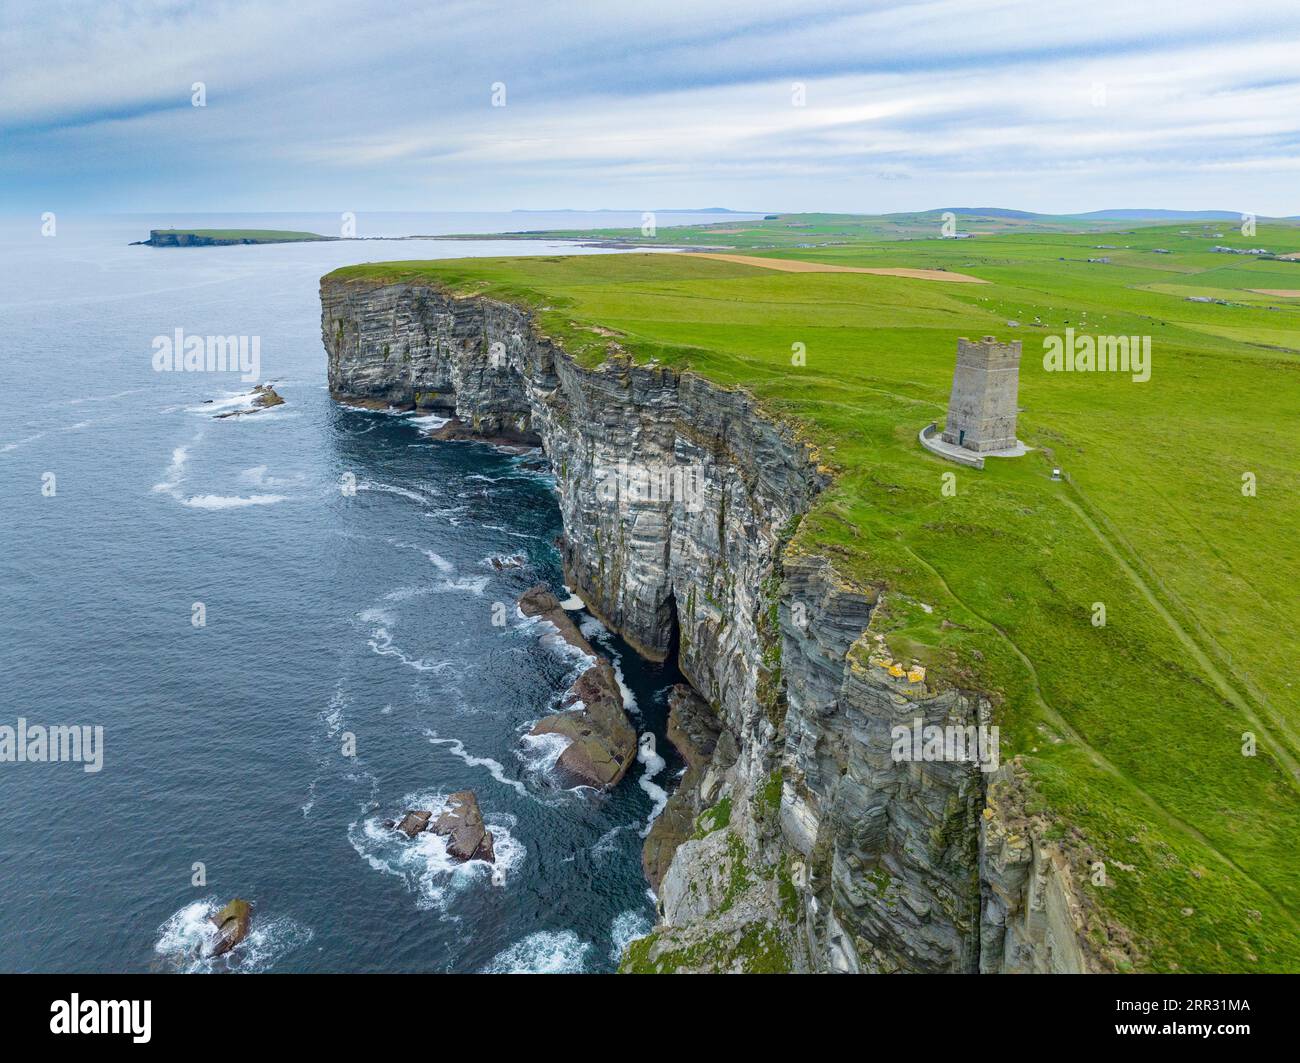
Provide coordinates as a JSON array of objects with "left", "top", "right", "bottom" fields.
[{"left": 322, "top": 274, "right": 1092, "bottom": 974}]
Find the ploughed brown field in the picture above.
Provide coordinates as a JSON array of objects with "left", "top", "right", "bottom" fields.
[{"left": 676, "top": 251, "right": 988, "bottom": 282}]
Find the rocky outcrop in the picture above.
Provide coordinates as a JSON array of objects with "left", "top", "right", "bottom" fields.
[
  {"left": 519, "top": 584, "right": 638, "bottom": 789},
  {"left": 433, "top": 790, "right": 496, "bottom": 863},
  {"left": 389, "top": 791, "right": 496, "bottom": 862},
  {"left": 214, "top": 383, "right": 284, "bottom": 418},
  {"left": 518, "top": 584, "right": 589, "bottom": 654},
  {"left": 394, "top": 810, "right": 432, "bottom": 837},
  {"left": 208, "top": 898, "right": 252, "bottom": 957},
  {"left": 532, "top": 661, "right": 636, "bottom": 789},
  {"left": 322, "top": 273, "right": 1090, "bottom": 974}
]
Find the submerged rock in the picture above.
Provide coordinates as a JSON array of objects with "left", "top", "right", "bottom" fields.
[
  {"left": 208, "top": 898, "right": 252, "bottom": 957},
  {"left": 431, "top": 790, "right": 495, "bottom": 863},
  {"left": 214, "top": 382, "right": 285, "bottom": 418}
]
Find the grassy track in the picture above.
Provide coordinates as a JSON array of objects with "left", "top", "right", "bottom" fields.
[{"left": 330, "top": 218, "right": 1300, "bottom": 971}]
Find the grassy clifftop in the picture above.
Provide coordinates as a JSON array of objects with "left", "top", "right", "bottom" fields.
[{"left": 328, "top": 220, "right": 1300, "bottom": 971}]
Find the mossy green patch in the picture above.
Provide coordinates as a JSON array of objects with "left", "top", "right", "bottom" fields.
[{"left": 693, "top": 795, "right": 732, "bottom": 838}]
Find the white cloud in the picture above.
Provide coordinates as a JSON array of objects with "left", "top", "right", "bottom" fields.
[{"left": 2, "top": 0, "right": 1298, "bottom": 212}]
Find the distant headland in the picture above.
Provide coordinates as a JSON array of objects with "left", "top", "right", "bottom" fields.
[{"left": 133, "top": 229, "right": 337, "bottom": 247}]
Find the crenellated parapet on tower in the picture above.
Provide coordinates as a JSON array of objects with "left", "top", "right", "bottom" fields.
[{"left": 941, "top": 335, "right": 1021, "bottom": 453}]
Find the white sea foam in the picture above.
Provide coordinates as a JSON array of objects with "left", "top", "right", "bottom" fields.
[
  {"left": 181, "top": 493, "right": 287, "bottom": 509},
  {"left": 425, "top": 730, "right": 528, "bottom": 796},
  {"left": 152, "top": 445, "right": 191, "bottom": 493},
  {"left": 349, "top": 790, "right": 525, "bottom": 913},
  {"left": 588, "top": 627, "right": 638, "bottom": 716},
  {"left": 515, "top": 612, "right": 598, "bottom": 683},
  {"left": 0, "top": 431, "right": 46, "bottom": 453},
  {"left": 337, "top": 401, "right": 421, "bottom": 417},
  {"left": 65, "top": 387, "right": 150, "bottom": 407},
  {"left": 362, "top": 613, "right": 454, "bottom": 673},
  {"left": 358, "top": 480, "right": 427, "bottom": 503},
  {"left": 382, "top": 585, "right": 429, "bottom": 602},
  {"left": 408, "top": 413, "right": 451, "bottom": 429},
  {"left": 153, "top": 898, "right": 313, "bottom": 974},
  {"left": 636, "top": 733, "right": 669, "bottom": 837},
  {"left": 152, "top": 434, "right": 288, "bottom": 509},
  {"left": 390, "top": 539, "right": 455, "bottom": 573},
  {"left": 610, "top": 655, "right": 637, "bottom": 716},
  {"left": 610, "top": 909, "right": 654, "bottom": 963},
  {"left": 240, "top": 465, "right": 302, "bottom": 489},
  {"left": 482, "top": 930, "right": 593, "bottom": 974},
  {"left": 422, "top": 504, "right": 468, "bottom": 523},
  {"left": 441, "top": 575, "right": 491, "bottom": 595},
  {"left": 589, "top": 823, "right": 633, "bottom": 859},
  {"left": 187, "top": 390, "right": 260, "bottom": 416},
  {"left": 518, "top": 730, "right": 572, "bottom": 781},
  {"left": 303, "top": 685, "right": 352, "bottom": 817},
  {"left": 558, "top": 593, "right": 584, "bottom": 610}
]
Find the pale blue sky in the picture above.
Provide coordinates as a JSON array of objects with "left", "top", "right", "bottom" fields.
[{"left": 3, "top": 0, "right": 1299, "bottom": 214}]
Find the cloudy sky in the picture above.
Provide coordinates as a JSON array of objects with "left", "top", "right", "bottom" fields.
[{"left": 3, "top": 0, "right": 1299, "bottom": 214}]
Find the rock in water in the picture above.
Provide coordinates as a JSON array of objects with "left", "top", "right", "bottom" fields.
[
  {"left": 431, "top": 790, "right": 495, "bottom": 862},
  {"left": 208, "top": 898, "right": 252, "bottom": 957},
  {"left": 532, "top": 660, "right": 636, "bottom": 789},
  {"left": 214, "top": 382, "right": 285, "bottom": 418},
  {"left": 519, "top": 585, "right": 638, "bottom": 789},
  {"left": 518, "top": 583, "right": 590, "bottom": 652},
  {"left": 394, "top": 810, "right": 432, "bottom": 837}
]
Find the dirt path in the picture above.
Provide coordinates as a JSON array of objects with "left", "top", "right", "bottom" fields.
[
  {"left": 678, "top": 252, "right": 987, "bottom": 283},
  {"left": 1059, "top": 489, "right": 1300, "bottom": 780},
  {"left": 1249, "top": 289, "right": 1300, "bottom": 297},
  {"left": 903, "top": 543, "right": 1300, "bottom": 927}
]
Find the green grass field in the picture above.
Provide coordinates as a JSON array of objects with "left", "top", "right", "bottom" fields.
[{"left": 330, "top": 219, "right": 1300, "bottom": 972}]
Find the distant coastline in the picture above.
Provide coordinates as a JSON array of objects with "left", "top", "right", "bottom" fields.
[{"left": 133, "top": 228, "right": 337, "bottom": 247}]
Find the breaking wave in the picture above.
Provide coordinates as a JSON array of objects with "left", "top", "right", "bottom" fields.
[
  {"left": 348, "top": 790, "right": 525, "bottom": 913},
  {"left": 610, "top": 909, "right": 654, "bottom": 963},
  {"left": 153, "top": 898, "right": 313, "bottom": 974},
  {"left": 482, "top": 930, "right": 593, "bottom": 973}
]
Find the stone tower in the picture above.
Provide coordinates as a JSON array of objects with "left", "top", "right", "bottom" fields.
[{"left": 941, "top": 335, "right": 1021, "bottom": 453}]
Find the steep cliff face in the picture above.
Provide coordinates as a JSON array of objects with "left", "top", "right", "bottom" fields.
[{"left": 321, "top": 274, "right": 1092, "bottom": 974}]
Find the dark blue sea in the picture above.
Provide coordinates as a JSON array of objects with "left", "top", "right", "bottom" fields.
[{"left": 0, "top": 211, "right": 754, "bottom": 972}]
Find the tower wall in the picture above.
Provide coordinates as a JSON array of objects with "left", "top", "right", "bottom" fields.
[{"left": 941, "top": 336, "right": 1021, "bottom": 453}]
